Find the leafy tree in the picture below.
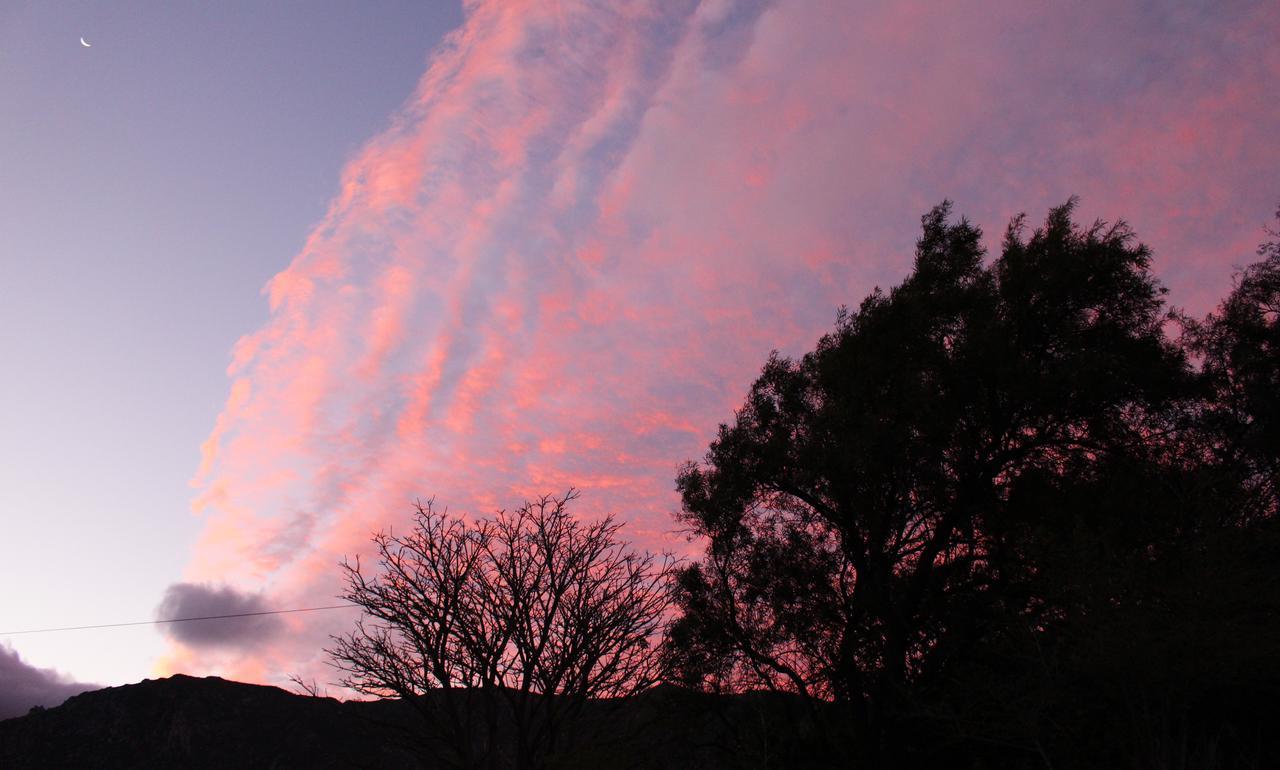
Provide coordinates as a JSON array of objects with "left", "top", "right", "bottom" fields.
[
  {"left": 665, "top": 201, "right": 1196, "bottom": 767},
  {"left": 934, "top": 212, "right": 1280, "bottom": 769},
  {"left": 330, "top": 491, "right": 673, "bottom": 770},
  {"left": 1184, "top": 206, "right": 1280, "bottom": 522}
]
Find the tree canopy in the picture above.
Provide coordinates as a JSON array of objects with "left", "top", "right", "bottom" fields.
[{"left": 666, "top": 201, "right": 1280, "bottom": 769}]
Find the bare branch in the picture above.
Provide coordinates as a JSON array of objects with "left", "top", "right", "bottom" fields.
[{"left": 326, "top": 490, "right": 672, "bottom": 770}]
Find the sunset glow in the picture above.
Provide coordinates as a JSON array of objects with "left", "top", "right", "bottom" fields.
[
  {"left": 2, "top": 0, "right": 1276, "bottom": 697},
  {"left": 162, "top": 0, "right": 1280, "bottom": 686}
]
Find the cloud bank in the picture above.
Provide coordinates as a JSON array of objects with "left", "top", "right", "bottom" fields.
[
  {"left": 0, "top": 645, "right": 97, "bottom": 720},
  {"left": 169, "top": 0, "right": 1280, "bottom": 683}
]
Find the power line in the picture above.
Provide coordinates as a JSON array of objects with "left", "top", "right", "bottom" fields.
[{"left": 0, "top": 604, "right": 362, "bottom": 636}]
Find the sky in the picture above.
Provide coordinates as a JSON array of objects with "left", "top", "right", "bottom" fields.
[{"left": 1, "top": 0, "right": 1277, "bottom": 714}]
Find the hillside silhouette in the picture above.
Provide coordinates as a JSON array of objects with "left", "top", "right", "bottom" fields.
[{"left": 0, "top": 675, "right": 842, "bottom": 769}]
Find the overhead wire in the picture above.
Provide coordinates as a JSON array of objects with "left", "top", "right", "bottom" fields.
[{"left": 0, "top": 604, "right": 362, "bottom": 636}]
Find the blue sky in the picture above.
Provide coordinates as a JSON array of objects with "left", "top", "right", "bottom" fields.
[{"left": 0, "top": 0, "right": 461, "bottom": 686}]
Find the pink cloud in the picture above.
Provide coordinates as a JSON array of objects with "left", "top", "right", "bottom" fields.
[{"left": 173, "top": 0, "right": 1280, "bottom": 685}]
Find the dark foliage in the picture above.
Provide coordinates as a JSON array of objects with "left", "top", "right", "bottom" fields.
[
  {"left": 1184, "top": 211, "right": 1280, "bottom": 522},
  {"left": 667, "top": 201, "right": 1280, "bottom": 769}
]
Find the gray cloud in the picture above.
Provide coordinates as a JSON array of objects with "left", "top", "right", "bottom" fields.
[
  {"left": 155, "top": 583, "right": 283, "bottom": 649},
  {"left": 0, "top": 644, "right": 97, "bottom": 720}
]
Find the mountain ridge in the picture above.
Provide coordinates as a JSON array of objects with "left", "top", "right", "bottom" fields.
[{"left": 0, "top": 673, "right": 838, "bottom": 769}]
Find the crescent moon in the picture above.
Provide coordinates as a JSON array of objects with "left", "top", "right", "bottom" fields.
[{"left": 80, "top": 37, "right": 91, "bottom": 47}]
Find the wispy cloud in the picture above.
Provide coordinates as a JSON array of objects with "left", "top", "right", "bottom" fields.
[{"left": 171, "top": 0, "right": 1280, "bottom": 683}]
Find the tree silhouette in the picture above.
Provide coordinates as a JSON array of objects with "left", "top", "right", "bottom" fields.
[
  {"left": 665, "top": 201, "right": 1200, "bottom": 768},
  {"left": 330, "top": 491, "right": 673, "bottom": 770},
  {"left": 1184, "top": 208, "right": 1280, "bottom": 522}
]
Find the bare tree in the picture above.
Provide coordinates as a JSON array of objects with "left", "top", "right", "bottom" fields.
[
  {"left": 328, "top": 490, "right": 674, "bottom": 770},
  {"left": 286, "top": 673, "right": 328, "bottom": 699}
]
